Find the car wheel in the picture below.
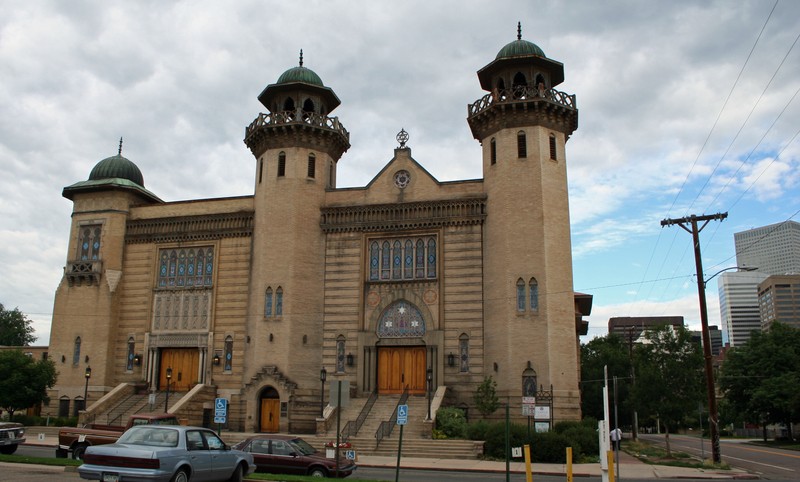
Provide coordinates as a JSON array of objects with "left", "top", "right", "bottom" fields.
[
  {"left": 72, "top": 444, "right": 87, "bottom": 460},
  {"left": 227, "top": 464, "right": 243, "bottom": 482},
  {"left": 170, "top": 469, "right": 189, "bottom": 482},
  {"left": 0, "top": 445, "right": 18, "bottom": 455},
  {"left": 308, "top": 467, "right": 328, "bottom": 477}
]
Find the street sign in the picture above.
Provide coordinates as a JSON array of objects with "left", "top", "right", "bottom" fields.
[
  {"left": 397, "top": 404, "right": 408, "bottom": 425},
  {"left": 215, "top": 397, "right": 228, "bottom": 424}
]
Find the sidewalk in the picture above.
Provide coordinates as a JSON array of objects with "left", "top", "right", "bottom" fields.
[{"left": 23, "top": 427, "right": 756, "bottom": 479}]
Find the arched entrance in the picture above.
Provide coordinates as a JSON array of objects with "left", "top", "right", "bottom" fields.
[
  {"left": 259, "top": 387, "right": 280, "bottom": 433},
  {"left": 160, "top": 348, "right": 199, "bottom": 391}
]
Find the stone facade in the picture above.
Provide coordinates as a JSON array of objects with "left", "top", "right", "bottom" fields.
[{"left": 44, "top": 32, "right": 590, "bottom": 431}]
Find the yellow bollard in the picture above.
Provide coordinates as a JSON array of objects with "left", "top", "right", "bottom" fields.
[
  {"left": 607, "top": 450, "right": 616, "bottom": 482},
  {"left": 524, "top": 444, "right": 533, "bottom": 482},
  {"left": 566, "top": 447, "right": 573, "bottom": 482}
]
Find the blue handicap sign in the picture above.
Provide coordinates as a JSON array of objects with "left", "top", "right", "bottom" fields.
[
  {"left": 215, "top": 398, "right": 228, "bottom": 421},
  {"left": 397, "top": 404, "right": 408, "bottom": 425}
]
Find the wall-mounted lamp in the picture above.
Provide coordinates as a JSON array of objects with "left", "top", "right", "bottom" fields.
[
  {"left": 493, "top": 362, "right": 498, "bottom": 372},
  {"left": 346, "top": 353, "right": 354, "bottom": 366},
  {"left": 85, "top": 355, "right": 90, "bottom": 363},
  {"left": 448, "top": 352, "right": 455, "bottom": 367},
  {"left": 133, "top": 354, "right": 142, "bottom": 366},
  {"left": 269, "top": 333, "right": 274, "bottom": 342},
  {"left": 213, "top": 353, "right": 221, "bottom": 366},
  {"left": 246, "top": 336, "right": 251, "bottom": 344},
  {"left": 61, "top": 355, "right": 66, "bottom": 363}
]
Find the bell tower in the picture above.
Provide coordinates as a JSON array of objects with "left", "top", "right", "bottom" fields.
[
  {"left": 242, "top": 51, "right": 349, "bottom": 430},
  {"left": 467, "top": 25, "right": 581, "bottom": 418}
]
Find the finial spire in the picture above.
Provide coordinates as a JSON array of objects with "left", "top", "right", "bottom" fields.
[
  {"left": 299, "top": 49, "right": 303, "bottom": 67},
  {"left": 517, "top": 21, "right": 522, "bottom": 41},
  {"left": 118, "top": 137, "right": 123, "bottom": 156}
]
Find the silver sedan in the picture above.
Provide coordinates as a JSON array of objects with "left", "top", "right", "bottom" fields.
[{"left": 77, "top": 425, "right": 254, "bottom": 482}]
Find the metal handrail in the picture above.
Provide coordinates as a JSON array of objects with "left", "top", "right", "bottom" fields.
[
  {"left": 341, "top": 389, "right": 378, "bottom": 443},
  {"left": 375, "top": 385, "right": 409, "bottom": 445},
  {"left": 467, "top": 85, "right": 577, "bottom": 117}
]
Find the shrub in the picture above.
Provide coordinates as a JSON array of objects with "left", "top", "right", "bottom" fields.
[
  {"left": 529, "top": 431, "right": 571, "bottom": 463},
  {"left": 465, "top": 419, "right": 491, "bottom": 441},
  {"left": 435, "top": 407, "right": 467, "bottom": 438}
]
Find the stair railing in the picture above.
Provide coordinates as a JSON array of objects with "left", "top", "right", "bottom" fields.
[
  {"left": 341, "top": 389, "right": 378, "bottom": 442},
  {"left": 375, "top": 385, "right": 409, "bottom": 445}
]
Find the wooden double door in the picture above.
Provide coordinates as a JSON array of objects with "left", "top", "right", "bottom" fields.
[
  {"left": 377, "top": 346, "right": 427, "bottom": 395},
  {"left": 160, "top": 348, "right": 199, "bottom": 392}
]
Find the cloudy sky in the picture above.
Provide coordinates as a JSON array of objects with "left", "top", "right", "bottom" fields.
[{"left": 2, "top": 0, "right": 799, "bottom": 345}]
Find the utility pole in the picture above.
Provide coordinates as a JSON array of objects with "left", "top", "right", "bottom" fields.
[{"left": 661, "top": 212, "right": 727, "bottom": 464}]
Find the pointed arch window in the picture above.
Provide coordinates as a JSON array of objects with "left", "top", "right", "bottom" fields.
[
  {"left": 513, "top": 72, "right": 527, "bottom": 98},
  {"left": 549, "top": 134, "right": 557, "bottom": 161},
  {"left": 126, "top": 337, "right": 135, "bottom": 371},
  {"left": 517, "top": 131, "right": 527, "bottom": 158},
  {"left": 459, "top": 333, "right": 469, "bottom": 372},
  {"left": 224, "top": 335, "right": 233, "bottom": 371},
  {"left": 73, "top": 336, "right": 81, "bottom": 366},
  {"left": 426, "top": 238, "right": 437, "bottom": 278},
  {"left": 496, "top": 78, "right": 507, "bottom": 100},
  {"left": 275, "top": 287, "right": 283, "bottom": 316},
  {"left": 369, "top": 242, "right": 380, "bottom": 280},
  {"left": 366, "top": 236, "right": 439, "bottom": 282},
  {"left": 282, "top": 97, "right": 295, "bottom": 112},
  {"left": 415, "top": 239, "right": 425, "bottom": 278},
  {"left": 302, "top": 98, "right": 315, "bottom": 119},
  {"left": 278, "top": 152, "right": 286, "bottom": 177},
  {"left": 336, "top": 335, "right": 346, "bottom": 373},
  {"left": 516, "top": 278, "right": 526, "bottom": 312},
  {"left": 381, "top": 242, "right": 391, "bottom": 280},
  {"left": 78, "top": 225, "right": 102, "bottom": 260},
  {"left": 529, "top": 278, "right": 539, "bottom": 312},
  {"left": 392, "top": 240, "right": 402, "bottom": 280},
  {"left": 157, "top": 247, "right": 214, "bottom": 289},
  {"left": 307, "top": 153, "right": 316, "bottom": 178},
  {"left": 403, "top": 240, "right": 414, "bottom": 279},
  {"left": 265, "top": 287, "right": 273, "bottom": 317},
  {"left": 490, "top": 138, "right": 497, "bottom": 165}
]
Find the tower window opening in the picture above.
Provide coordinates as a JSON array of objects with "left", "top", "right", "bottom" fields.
[
  {"left": 517, "top": 131, "right": 527, "bottom": 158},
  {"left": 495, "top": 79, "right": 506, "bottom": 101},
  {"left": 549, "top": 134, "right": 557, "bottom": 161},
  {"left": 283, "top": 97, "right": 295, "bottom": 113},
  {"left": 490, "top": 138, "right": 497, "bottom": 165},
  {"left": 513, "top": 72, "right": 527, "bottom": 99},
  {"left": 535, "top": 74, "right": 546, "bottom": 96},
  {"left": 258, "top": 159, "right": 263, "bottom": 183},
  {"left": 516, "top": 278, "right": 526, "bottom": 312},
  {"left": 307, "top": 153, "right": 316, "bottom": 178},
  {"left": 302, "top": 98, "right": 315, "bottom": 120},
  {"left": 278, "top": 152, "right": 286, "bottom": 177}
]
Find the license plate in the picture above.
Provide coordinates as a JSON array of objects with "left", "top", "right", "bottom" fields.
[
  {"left": 7, "top": 433, "right": 14, "bottom": 439},
  {"left": 102, "top": 473, "right": 120, "bottom": 482}
]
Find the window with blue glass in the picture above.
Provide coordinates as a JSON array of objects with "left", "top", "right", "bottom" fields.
[
  {"left": 459, "top": 333, "right": 469, "bottom": 372},
  {"left": 78, "top": 225, "right": 102, "bottom": 260},
  {"left": 516, "top": 278, "right": 525, "bottom": 312},
  {"left": 126, "top": 337, "right": 135, "bottom": 371},
  {"left": 336, "top": 335, "right": 346, "bottom": 373},
  {"left": 377, "top": 300, "right": 426, "bottom": 338},
  {"left": 73, "top": 336, "right": 81, "bottom": 366},
  {"left": 224, "top": 336, "right": 233, "bottom": 371},
  {"left": 275, "top": 287, "right": 283, "bottom": 316},
  {"left": 367, "top": 236, "right": 438, "bottom": 282},
  {"left": 265, "top": 287, "right": 273, "bottom": 317},
  {"left": 529, "top": 278, "right": 539, "bottom": 312},
  {"left": 157, "top": 247, "right": 214, "bottom": 289}
]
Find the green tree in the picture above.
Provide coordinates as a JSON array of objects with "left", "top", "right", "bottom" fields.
[
  {"left": 474, "top": 376, "right": 500, "bottom": 417},
  {"left": 719, "top": 322, "right": 800, "bottom": 440},
  {"left": 0, "top": 303, "right": 37, "bottom": 346},
  {"left": 0, "top": 349, "right": 57, "bottom": 419},
  {"left": 632, "top": 324, "right": 704, "bottom": 455},
  {"left": 580, "top": 334, "right": 633, "bottom": 425}
]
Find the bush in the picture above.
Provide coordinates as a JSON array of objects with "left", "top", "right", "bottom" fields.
[
  {"left": 465, "top": 419, "right": 491, "bottom": 441},
  {"left": 530, "top": 431, "right": 571, "bottom": 463},
  {"left": 435, "top": 407, "right": 467, "bottom": 438},
  {"left": 10, "top": 414, "right": 77, "bottom": 427},
  {"left": 468, "top": 419, "right": 597, "bottom": 463}
]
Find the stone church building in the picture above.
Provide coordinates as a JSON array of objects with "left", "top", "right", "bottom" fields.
[{"left": 45, "top": 28, "right": 591, "bottom": 433}]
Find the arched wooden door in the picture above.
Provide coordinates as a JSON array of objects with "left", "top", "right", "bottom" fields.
[
  {"left": 377, "top": 346, "right": 426, "bottom": 394},
  {"left": 259, "top": 387, "right": 280, "bottom": 432},
  {"left": 160, "top": 348, "right": 199, "bottom": 392}
]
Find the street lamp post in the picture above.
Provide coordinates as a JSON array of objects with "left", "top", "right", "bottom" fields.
[
  {"left": 84, "top": 366, "right": 92, "bottom": 409},
  {"left": 426, "top": 367, "right": 433, "bottom": 420},
  {"left": 164, "top": 367, "right": 172, "bottom": 413},
  {"left": 319, "top": 367, "right": 327, "bottom": 418}
]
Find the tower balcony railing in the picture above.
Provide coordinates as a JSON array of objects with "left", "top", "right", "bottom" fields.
[
  {"left": 245, "top": 110, "right": 350, "bottom": 142},
  {"left": 468, "top": 85, "right": 577, "bottom": 117}
]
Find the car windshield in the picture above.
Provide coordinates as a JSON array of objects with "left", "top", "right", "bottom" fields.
[
  {"left": 118, "top": 427, "right": 179, "bottom": 447},
  {"left": 290, "top": 438, "right": 317, "bottom": 455}
]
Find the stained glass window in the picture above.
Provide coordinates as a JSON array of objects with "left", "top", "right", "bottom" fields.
[
  {"left": 336, "top": 335, "right": 346, "bottom": 373},
  {"left": 224, "top": 336, "right": 233, "bottom": 371},
  {"left": 73, "top": 337, "right": 81, "bottom": 366},
  {"left": 265, "top": 287, "right": 273, "bottom": 317},
  {"left": 381, "top": 242, "right": 390, "bottom": 280},
  {"left": 275, "top": 287, "right": 283, "bottom": 316},
  {"left": 369, "top": 242, "right": 379, "bottom": 280},
  {"left": 427, "top": 238, "right": 436, "bottom": 278},
  {"left": 78, "top": 225, "right": 102, "bottom": 260},
  {"left": 404, "top": 240, "right": 413, "bottom": 279},
  {"left": 529, "top": 278, "right": 539, "bottom": 312},
  {"left": 459, "top": 333, "right": 469, "bottom": 372},
  {"left": 415, "top": 239, "right": 425, "bottom": 278},
  {"left": 392, "top": 241, "right": 402, "bottom": 280},
  {"left": 516, "top": 278, "right": 525, "bottom": 312},
  {"left": 126, "top": 337, "right": 135, "bottom": 371},
  {"left": 157, "top": 247, "right": 214, "bottom": 289},
  {"left": 377, "top": 300, "right": 426, "bottom": 338}
]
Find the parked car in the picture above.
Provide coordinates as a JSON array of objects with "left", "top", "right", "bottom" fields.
[
  {"left": 77, "top": 425, "right": 254, "bottom": 482},
  {"left": 0, "top": 421, "right": 25, "bottom": 454},
  {"left": 233, "top": 434, "right": 356, "bottom": 478},
  {"left": 58, "top": 412, "right": 180, "bottom": 459}
]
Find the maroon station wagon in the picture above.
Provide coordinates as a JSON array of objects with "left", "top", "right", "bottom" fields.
[{"left": 233, "top": 434, "right": 356, "bottom": 478}]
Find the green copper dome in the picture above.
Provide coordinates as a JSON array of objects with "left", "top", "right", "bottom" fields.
[
  {"left": 276, "top": 66, "right": 324, "bottom": 86},
  {"left": 89, "top": 154, "right": 145, "bottom": 187},
  {"left": 496, "top": 38, "right": 545, "bottom": 59}
]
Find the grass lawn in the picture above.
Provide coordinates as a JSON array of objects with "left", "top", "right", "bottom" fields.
[{"left": 624, "top": 440, "right": 730, "bottom": 470}]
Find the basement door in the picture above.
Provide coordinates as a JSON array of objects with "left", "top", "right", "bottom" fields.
[
  {"left": 377, "top": 346, "right": 426, "bottom": 395},
  {"left": 160, "top": 348, "right": 199, "bottom": 392}
]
